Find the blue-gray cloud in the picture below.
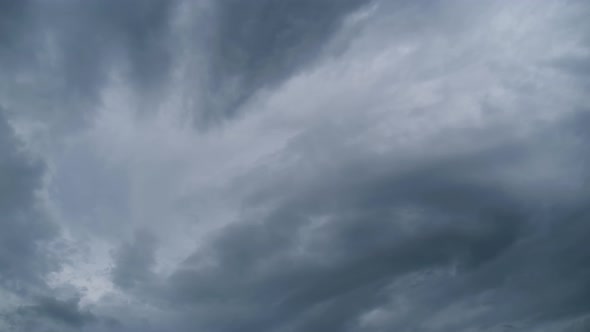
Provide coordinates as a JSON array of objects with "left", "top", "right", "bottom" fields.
[
  {"left": 155, "top": 113, "right": 590, "bottom": 332},
  {"left": 1, "top": 1, "right": 590, "bottom": 331},
  {"left": 0, "top": 108, "right": 58, "bottom": 287}
]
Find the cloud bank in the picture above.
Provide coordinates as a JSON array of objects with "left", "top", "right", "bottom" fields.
[{"left": 1, "top": 0, "right": 589, "bottom": 331}]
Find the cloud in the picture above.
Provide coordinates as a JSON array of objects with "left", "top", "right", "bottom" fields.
[
  {"left": 1, "top": 0, "right": 590, "bottom": 331},
  {"left": 201, "top": 0, "right": 367, "bottom": 120},
  {"left": 0, "top": 108, "right": 78, "bottom": 330},
  {"left": 13, "top": 296, "right": 96, "bottom": 329},
  {"left": 154, "top": 112, "right": 588, "bottom": 331},
  {"left": 0, "top": 108, "right": 58, "bottom": 287},
  {"left": 0, "top": 0, "right": 368, "bottom": 129},
  {"left": 111, "top": 230, "right": 158, "bottom": 290}
]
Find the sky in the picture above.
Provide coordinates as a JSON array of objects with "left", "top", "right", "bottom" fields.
[{"left": 0, "top": 0, "right": 589, "bottom": 331}]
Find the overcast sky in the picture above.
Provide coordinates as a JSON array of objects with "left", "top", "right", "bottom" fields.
[{"left": 1, "top": 0, "right": 590, "bottom": 331}]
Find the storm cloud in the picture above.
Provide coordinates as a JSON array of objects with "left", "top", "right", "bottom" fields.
[
  {"left": 0, "top": 108, "right": 57, "bottom": 287},
  {"left": 1, "top": 0, "right": 590, "bottom": 331}
]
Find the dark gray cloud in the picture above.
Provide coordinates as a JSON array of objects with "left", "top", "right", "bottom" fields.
[
  {"left": 13, "top": 296, "right": 96, "bottom": 329},
  {"left": 1, "top": 1, "right": 590, "bottom": 331},
  {"left": 0, "top": 108, "right": 58, "bottom": 288},
  {"left": 132, "top": 109, "right": 586, "bottom": 332},
  {"left": 0, "top": 108, "right": 77, "bottom": 330},
  {"left": 3, "top": 294, "right": 121, "bottom": 332},
  {"left": 111, "top": 230, "right": 158, "bottom": 290},
  {"left": 0, "top": 0, "right": 27, "bottom": 45},
  {"left": 0, "top": 0, "right": 178, "bottom": 130},
  {"left": 202, "top": 0, "right": 367, "bottom": 121},
  {"left": 0, "top": 0, "right": 367, "bottom": 128},
  {"left": 44, "top": 0, "right": 177, "bottom": 99},
  {"left": 126, "top": 111, "right": 586, "bottom": 332}
]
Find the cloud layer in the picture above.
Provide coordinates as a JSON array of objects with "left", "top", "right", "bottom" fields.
[{"left": 1, "top": 0, "right": 590, "bottom": 331}]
